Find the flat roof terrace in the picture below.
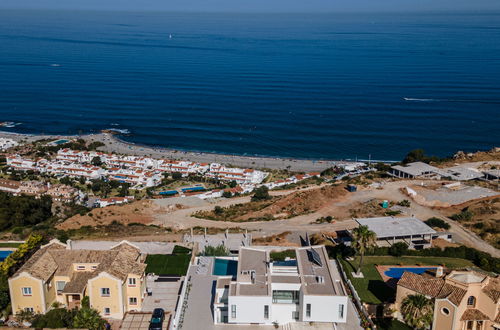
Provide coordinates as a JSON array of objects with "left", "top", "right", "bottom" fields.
[{"left": 355, "top": 216, "right": 436, "bottom": 239}]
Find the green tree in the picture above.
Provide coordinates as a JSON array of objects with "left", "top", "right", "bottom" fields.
[
  {"left": 73, "top": 307, "right": 106, "bottom": 330},
  {"left": 222, "top": 191, "right": 232, "bottom": 198},
  {"left": 32, "top": 308, "right": 75, "bottom": 328},
  {"left": 401, "top": 294, "right": 434, "bottom": 330},
  {"left": 251, "top": 186, "right": 270, "bottom": 202},
  {"left": 351, "top": 225, "right": 376, "bottom": 275},
  {"left": 214, "top": 206, "right": 224, "bottom": 215},
  {"left": 228, "top": 180, "right": 237, "bottom": 188},
  {"left": 403, "top": 149, "right": 426, "bottom": 164},
  {"left": 91, "top": 156, "right": 102, "bottom": 167},
  {"left": 389, "top": 242, "right": 408, "bottom": 257},
  {"left": 172, "top": 172, "right": 182, "bottom": 180}
]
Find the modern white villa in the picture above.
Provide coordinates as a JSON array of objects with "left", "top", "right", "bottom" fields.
[{"left": 213, "top": 246, "right": 348, "bottom": 326}]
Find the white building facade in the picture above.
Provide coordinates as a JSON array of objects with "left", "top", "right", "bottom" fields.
[{"left": 213, "top": 246, "right": 348, "bottom": 326}]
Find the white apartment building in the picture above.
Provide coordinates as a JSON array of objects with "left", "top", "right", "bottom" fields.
[
  {"left": 6, "top": 155, "right": 38, "bottom": 171},
  {"left": 213, "top": 246, "right": 348, "bottom": 326},
  {"left": 207, "top": 164, "right": 268, "bottom": 184},
  {"left": 0, "top": 138, "right": 19, "bottom": 151},
  {"left": 107, "top": 168, "right": 161, "bottom": 187}
]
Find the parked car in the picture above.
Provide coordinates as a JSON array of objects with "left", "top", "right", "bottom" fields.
[{"left": 149, "top": 308, "right": 165, "bottom": 330}]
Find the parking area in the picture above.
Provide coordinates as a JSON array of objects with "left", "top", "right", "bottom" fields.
[
  {"left": 121, "top": 313, "right": 152, "bottom": 330},
  {"left": 142, "top": 276, "right": 182, "bottom": 313}
]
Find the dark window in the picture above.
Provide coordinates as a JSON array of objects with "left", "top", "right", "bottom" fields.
[
  {"left": 264, "top": 305, "right": 269, "bottom": 319},
  {"left": 306, "top": 304, "right": 311, "bottom": 318}
]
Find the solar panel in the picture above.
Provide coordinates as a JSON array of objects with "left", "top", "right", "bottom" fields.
[{"left": 307, "top": 248, "right": 322, "bottom": 267}]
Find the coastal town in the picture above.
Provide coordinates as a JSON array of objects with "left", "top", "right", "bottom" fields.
[{"left": 0, "top": 133, "right": 498, "bottom": 330}]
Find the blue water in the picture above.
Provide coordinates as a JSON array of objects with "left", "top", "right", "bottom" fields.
[
  {"left": 213, "top": 258, "right": 238, "bottom": 277},
  {"left": 0, "top": 250, "right": 13, "bottom": 261},
  {"left": 1, "top": 10, "right": 499, "bottom": 160},
  {"left": 385, "top": 267, "right": 437, "bottom": 279}
]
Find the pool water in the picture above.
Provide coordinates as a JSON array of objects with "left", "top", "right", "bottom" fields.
[
  {"left": 213, "top": 259, "right": 238, "bottom": 277},
  {"left": 0, "top": 250, "right": 13, "bottom": 261},
  {"left": 384, "top": 267, "right": 437, "bottom": 279},
  {"left": 53, "top": 139, "right": 69, "bottom": 145}
]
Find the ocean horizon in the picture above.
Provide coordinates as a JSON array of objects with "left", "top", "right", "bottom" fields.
[{"left": 1, "top": 10, "right": 499, "bottom": 160}]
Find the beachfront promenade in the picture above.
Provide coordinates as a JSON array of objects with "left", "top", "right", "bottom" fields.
[{"left": 1, "top": 131, "right": 365, "bottom": 172}]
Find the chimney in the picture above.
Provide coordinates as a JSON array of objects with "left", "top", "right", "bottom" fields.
[
  {"left": 225, "top": 229, "right": 228, "bottom": 239},
  {"left": 204, "top": 227, "right": 207, "bottom": 238},
  {"left": 436, "top": 266, "right": 444, "bottom": 277}
]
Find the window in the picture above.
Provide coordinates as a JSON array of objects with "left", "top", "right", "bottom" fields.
[
  {"left": 91, "top": 265, "right": 97, "bottom": 270},
  {"left": 264, "top": 305, "right": 269, "bottom": 319},
  {"left": 306, "top": 304, "right": 311, "bottom": 318},
  {"left": 129, "top": 297, "right": 137, "bottom": 305},
  {"left": 24, "top": 307, "right": 34, "bottom": 313},
  {"left": 467, "top": 296, "right": 476, "bottom": 307},
  {"left": 77, "top": 265, "right": 86, "bottom": 271},
  {"left": 56, "top": 281, "right": 66, "bottom": 294},
  {"left": 441, "top": 307, "right": 450, "bottom": 315},
  {"left": 128, "top": 278, "right": 136, "bottom": 286},
  {"left": 231, "top": 305, "right": 236, "bottom": 318},
  {"left": 22, "top": 287, "right": 32, "bottom": 296},
  {"left": 104, "top": 307, "right": 110, "bottom": 315},
  {"left": 272, "top": 290, "right": 300, "bottom": 304},
  {"left": 100, "top": 288, "right": 110, "bottom": 296},
  {"left": 338, "top": 304, "right": 344, "bottom": 319}
]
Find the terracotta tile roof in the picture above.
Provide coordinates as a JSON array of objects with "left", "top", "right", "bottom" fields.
[
  {"left": 461, "top": 309, "right": 490, "bottom": 321},
  {"left": 13, "top": 241, "right": 145, "bottom": 284},
  {"left": 398, "top": 272, "right": 445, "bottom": 297},
  {"left": 482, "top": 276, "right": 500, "bottom": 303},
  {"left": 436, "top": 283, "right": 467, "bottom": 306}
]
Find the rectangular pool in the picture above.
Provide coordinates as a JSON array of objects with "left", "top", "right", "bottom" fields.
[{"left": 213, "top": 259, "right": 238, "bottom": 277}]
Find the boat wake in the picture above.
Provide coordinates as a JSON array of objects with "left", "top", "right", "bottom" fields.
[{"left": 403, "top": 97, "right": 436, "bottom": 102}]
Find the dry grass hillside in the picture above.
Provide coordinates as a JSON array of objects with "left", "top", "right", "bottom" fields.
[
  {"left": 194, "top": 185, "right": 348, "bottom": 222},
  {"left": 57, "top": 200, "right": 185, "bottom": 230}
]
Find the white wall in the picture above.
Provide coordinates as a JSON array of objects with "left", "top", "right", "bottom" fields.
[
  {"left": 301, "top": 295, "right": 348, "bottom": 323},
  {"left": 271, "top": 303, "right": 298, "bottom": 324},
  {"left": 227, "top": 296, "right": 272, "bottom": 324}
]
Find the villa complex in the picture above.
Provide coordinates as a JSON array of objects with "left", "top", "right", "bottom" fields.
[
  {"left": 6, "top": 148, "right": 268, "bottom": 189},
  {"left": 213, "top": 246, "right": 348, "bottom": 326},
  {"left": 396, "top": 270, "right": 500, "bottom": 330},
  {"left": 9, "top": 240, "right": 146, "bottom": 319}
]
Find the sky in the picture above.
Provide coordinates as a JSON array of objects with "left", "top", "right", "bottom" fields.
[{"left": 2, "top": 0, "right": 500, "bottom": 12}]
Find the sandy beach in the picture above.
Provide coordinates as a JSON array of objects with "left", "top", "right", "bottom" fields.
[{"left": 0, "top": 130, "right": 363, "bottom": 172}]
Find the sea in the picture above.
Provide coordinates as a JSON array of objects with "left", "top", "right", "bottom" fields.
[{"left": 1, "top": 10, "right": 499, "bottom": 161}]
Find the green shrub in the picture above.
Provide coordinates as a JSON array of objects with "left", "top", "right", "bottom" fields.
[
  {"left": 270, "top": 249, "right": 296, "bottom": 261},
  {"left": 389, "top": 242, "right": 409, "bottom": 257},
  {"left": 202, "top": 244, "right": 230, "bottom": 256},
  {"left": 450, "top": 209, "right": 474, "bottom": 222},
  {"left": 424, "top": 217, "right": 450, "bottom": 230},
  {"left": 252, "top": 186, "right": 271, "bottom": 201}
]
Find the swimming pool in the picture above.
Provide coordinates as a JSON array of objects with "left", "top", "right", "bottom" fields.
[
  {"left": 385, "top": 267, "right": 437, "bottom": 279},
  {"left": 0, "top": 250, "right": 13, "bottom": 261},
  {"left": 213, "top": 259, "right": 238, "bottom": 277},
  {"left": 53, "top": 139, "right": 69, "bottom": 145}
]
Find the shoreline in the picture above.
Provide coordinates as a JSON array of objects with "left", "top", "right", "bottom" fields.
[{"left": 0, "top": 130, "right": 392, "bottom": 171}]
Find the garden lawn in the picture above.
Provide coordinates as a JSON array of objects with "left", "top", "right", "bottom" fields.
[
  {"left": 340, "top": 256, "right": 474, "bottom": 305},
  {"left": 0, "top": 242, "right": 22, "bottom": 248},
  {"left": 145, "top": 254, "right": 191, "bottom": 276}
]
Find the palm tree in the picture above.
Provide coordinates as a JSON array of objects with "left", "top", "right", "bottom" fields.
[
  {"left": 72, "top": 307, "right": 106, "bottom": 330},
  {"left": 401, "top": 294, "right": 434, "bottom": 330},
  {"left": 351, "top": 225, "right": 376, "bottom": 275}
]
